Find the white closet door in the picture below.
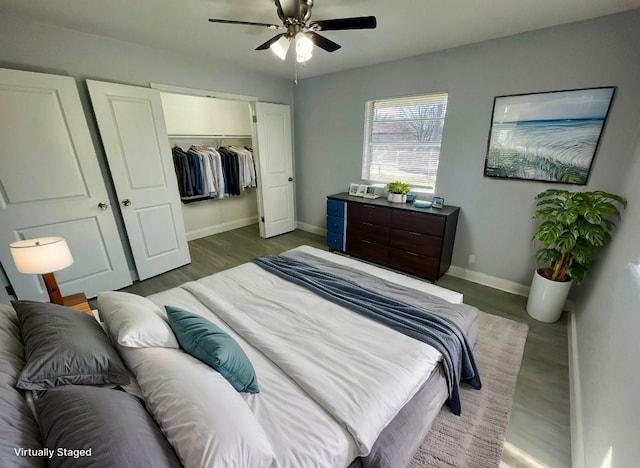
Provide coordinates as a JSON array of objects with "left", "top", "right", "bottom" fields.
[
  {"left": 87, "top": 80, "right": 190, "bottom": 280},
  {"left": 0, "top": 68, "right": 132, "bottom": 300},
  {"left": 255, "top": 102, "right": 296, "bottom": 238}
]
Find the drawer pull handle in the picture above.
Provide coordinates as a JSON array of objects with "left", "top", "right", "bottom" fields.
[
  {"left": 361, "top": 221, "right": 374, "bottom": 226},
  {"left": 361, "top": 240, "right": 372, "bottom": 244},
  {"left": 406, "top": 251, "right": 421, "bottom": 257},
  {"left": 364, "top": 205, "right": 375, "bottom": 209},
  {"left": 408, "top": 231, "right": 421, "bottom": 236}
]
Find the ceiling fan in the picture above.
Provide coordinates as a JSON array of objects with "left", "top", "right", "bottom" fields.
[{"left": 208, "top": 0, "right": 377, "bottom": 63}]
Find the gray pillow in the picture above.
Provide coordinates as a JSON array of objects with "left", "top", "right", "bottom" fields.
[
  {"left": 13, "top": 301, "right": 130, "bottom": 390},
  {"left": 35, "top": 386, "right": 182, "bottom": 468},
  {"left": 0, "top": 305, "right": 46, "bottom": 468}
]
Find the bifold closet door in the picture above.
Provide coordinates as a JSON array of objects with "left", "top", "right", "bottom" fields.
[
  {"left": 255, "top": 102, "right": 296, "bottom": 238},
  {"left": 87, "top": 80, "right": 191, "bottom": 280},
  {"left": 0, "top": 68, "right": 132, "bottom": 300}
]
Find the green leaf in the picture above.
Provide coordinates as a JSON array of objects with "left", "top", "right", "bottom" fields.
[
  {"left": 568, "top": 263, "right": 587, "bottom": 285},
  {"left": 555, "top": 232, "right": 576, "bottom": 253},
  {"left": 533, "top": 221, "right": 564, "bottom": 246},
  {"left": 535, "top": 248, "right": 560, "bottom": 266},
  {"left": 533, "top": 207, "right": 559, "bottom": 220},
  {"left": 584, "top": 226, "right": 606, "bottom": 246},
  {"left": 583, "top": 209, "right": 602, "bottom": 225},
  {"left": 557, "top": 210, "right": 579, "bottom": 225}
]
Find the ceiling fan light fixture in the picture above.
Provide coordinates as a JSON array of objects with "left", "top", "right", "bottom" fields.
[
  {"left": 270, "top": 35, "right": 290, "bottom": 60},
  {"left": 296, "top": 50, "right": 313, "bottom": 63},
  {"left": 295, "top": 32, "right": 314, "bottom": 62}
]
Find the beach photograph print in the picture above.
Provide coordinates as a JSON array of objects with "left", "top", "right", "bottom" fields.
[{"left": 484, "top": 87, "right": 615, "bottom": 184}]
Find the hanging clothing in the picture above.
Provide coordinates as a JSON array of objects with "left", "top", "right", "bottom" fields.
[
  {"left": 171, "top": 144, "right": 256, "bottom": 202},
  {"left": 218, "top": 147, "right": 241, "bottom": 196}
]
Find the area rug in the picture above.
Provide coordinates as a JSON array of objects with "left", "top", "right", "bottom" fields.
[{"left": 409, "top": 311, "right": 529, "bottom": 468}]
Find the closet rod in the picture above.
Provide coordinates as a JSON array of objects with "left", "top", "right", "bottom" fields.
[{"left": 168, "top": 134, "right": 252, "bottom": 139}]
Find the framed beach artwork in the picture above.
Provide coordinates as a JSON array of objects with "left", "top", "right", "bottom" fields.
[{"left": 484, "top": 87, "right": 615, "bottom": 184}]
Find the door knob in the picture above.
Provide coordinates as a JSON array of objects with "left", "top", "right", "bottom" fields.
[
  {"left": 122, "top": 199, "right": 131, "bottom": 207},
  {"left": 288, "top": 177, "right": 294, "bottom": 182},
  {"left": 98, "top": 202, "right": 109, "bottom": 210}
]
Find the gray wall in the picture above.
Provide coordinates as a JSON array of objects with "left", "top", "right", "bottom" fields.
[
  {"left": 572, "top": 132, "right": 640, "bottom": 467},
  {"left": 293, "top": 10, "right": 640, "bottom": 286},
  {"left": 0, "top": 13, "right": 293, "bottom": 292}
]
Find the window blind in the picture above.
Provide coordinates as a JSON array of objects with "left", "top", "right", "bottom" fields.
[{"left": 362, "top": 92, "right": 448, "bottom": 189}]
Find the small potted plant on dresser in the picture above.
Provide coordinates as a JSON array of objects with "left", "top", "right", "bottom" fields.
[
  {"left": 527, "top": 189, "right": 627, "bottom": 323},
  {"left": 386, "top": 181, "right": 411, "bottom": 203}
]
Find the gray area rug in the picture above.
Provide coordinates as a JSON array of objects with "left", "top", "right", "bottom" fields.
[{"left": 409, "top": 311, "right": 528, "bottom": 468}]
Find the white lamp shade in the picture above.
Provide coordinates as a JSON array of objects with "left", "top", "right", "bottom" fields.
[
  {"left": 295, "top": 33, "right": 314, "bottom": 63},
  {"left": 9, "top": 237, "right": 74, "bottom": 274},
  {"left": 270, "top": 36, "right": 290, "bottom": 60}
]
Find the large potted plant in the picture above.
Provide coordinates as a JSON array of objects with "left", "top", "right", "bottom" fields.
[
  {"left": 527, "top": 189, "right": 627, "bottom": 322},
  {"left": 386, "top": 181, "right": 411, "bottom": 203}
]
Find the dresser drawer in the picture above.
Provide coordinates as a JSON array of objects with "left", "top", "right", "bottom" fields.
[
  {"left": 349, "top": 203, "right": 392, "bottom": 226},
  {"left": 327, "top": 199, "right": 345, "bottom": 218},
  {"left": 347, "top": 238, "right": 388, "bottom": 265},
  {"left": 326, "top": 215, "right": 345, "bottom": 234},
  {"left": 388, "top": 248, "right": 439, "bottom": 280},
  {"left": 347, "top": 220, "right": 390, "bottom": 246},
  {"left": 391, "top": 210, "right": 445, "bottom": 237},
  {"left": 327, "top": 231, "right": 344, "bottom": 251},
  {"left": 389, "top": 229, "right": 442, "bottom": 258}
]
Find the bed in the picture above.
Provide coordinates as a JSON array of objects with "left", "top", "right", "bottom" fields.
[
  {"left": 100, "top": 246, "right": 481, "bottom": 468},
  {"left": 0, "top": 245, "right": 479, "bottom": 467}
]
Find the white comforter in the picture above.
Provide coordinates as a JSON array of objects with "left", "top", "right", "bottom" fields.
[{"left": 124, "top": 247, "right": 463, "bottom": 468}]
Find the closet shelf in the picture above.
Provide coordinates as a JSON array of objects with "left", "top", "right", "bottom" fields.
[{"left": 168, "top": 134, "right": 252, "bottom": 139}]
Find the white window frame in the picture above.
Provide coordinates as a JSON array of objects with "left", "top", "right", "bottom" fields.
[{"left": 361, "top": 92, "right": 448, "bottom": 193}]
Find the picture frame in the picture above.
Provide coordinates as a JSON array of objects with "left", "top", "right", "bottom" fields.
[
  {"left": 356, "top": 184, "right": 368, "bottom": 197},
  {"left": 484, "top": 87, "right": 615, "bottom": 185},
  {"left": 432, "top": 196, "right": 444, "bottom": 209},
  {"left": 348, "top": 183, "right": 359, "bottom": 196}
]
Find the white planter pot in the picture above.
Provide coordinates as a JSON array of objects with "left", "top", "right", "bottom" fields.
[
  {"left": 526, "top": 268, "right": 572, "bottom": 323},
  {"left": 388, "top": 193, "right": 404, "bottom": 203}
]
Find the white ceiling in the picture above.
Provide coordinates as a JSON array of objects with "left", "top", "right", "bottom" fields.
[{"left": 1, "top": 0, "right": 639, "bottom": 80}]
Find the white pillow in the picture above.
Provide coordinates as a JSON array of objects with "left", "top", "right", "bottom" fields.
[
  {"left": 120, "top": 346, "right": 278, "bottom": 468},
  {"left": 97, "top": 291, "right": 179, "bottom": 348}
]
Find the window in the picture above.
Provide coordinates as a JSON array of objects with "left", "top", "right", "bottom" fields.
[{"left": 362, "top": 92, "right": 448, "bottom": 191}]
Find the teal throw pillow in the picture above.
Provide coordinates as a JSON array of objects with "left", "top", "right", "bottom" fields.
[{"left": 165, "top": 306, "right": 259, "bottom": 393}]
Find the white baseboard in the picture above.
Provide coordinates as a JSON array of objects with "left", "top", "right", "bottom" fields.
[
  {"left": 186, "top": 216, "right": 258, "bottom": 241},
  {"left": 446, "top": 266, "right": 530, "bottom": 296},
  {"left": 296, "top": 222, "right": 326, "bottom": 236},
  {"left": 568, "top": 309, "right": 585, "bottom": 468}
]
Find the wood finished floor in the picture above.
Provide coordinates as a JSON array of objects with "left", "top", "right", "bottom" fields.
[{"left": 118, "top": 224, "right": 571, "bottom": 468}]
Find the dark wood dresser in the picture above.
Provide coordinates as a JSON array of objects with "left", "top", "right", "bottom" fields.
[{"left": 326, "top": 192, "right": 460, "bottom": 281}]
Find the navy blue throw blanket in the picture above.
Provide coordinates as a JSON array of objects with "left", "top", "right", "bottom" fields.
[{"left": 253, "top": 255, "right": 481, "bottom": 415}]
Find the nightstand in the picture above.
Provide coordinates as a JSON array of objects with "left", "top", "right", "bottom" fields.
[{"left": 63, "top": 293, "right": 93, "bottom": 316}]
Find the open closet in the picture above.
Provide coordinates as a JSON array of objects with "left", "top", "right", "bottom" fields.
[
  {"left": 155, "top": 87, "right": 297, "bottom": 241},
  {"left": 159, "top": 91, "right": 260, "bottom": 241}
]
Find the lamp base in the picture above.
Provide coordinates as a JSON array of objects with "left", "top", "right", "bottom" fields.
[{"left": 42, "top": 272, "right": 63, "bottom": 305}]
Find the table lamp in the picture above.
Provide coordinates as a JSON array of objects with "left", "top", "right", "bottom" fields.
[{"left": 9, "top": 236, "right": 74, "bottom": 305}]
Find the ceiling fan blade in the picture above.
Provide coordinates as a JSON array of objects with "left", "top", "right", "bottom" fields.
[
  {"left": 255, "top": 33, "right": 287, "bottom": 51},
  {"left": 208, "top": 18, "right": 280, "bottom": 29},
  {"left": 307, "top": 32, "right": 341, "bottom": 52},
  {"left": 311, "top": 16, "right": 377, "bottom": 31}
]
